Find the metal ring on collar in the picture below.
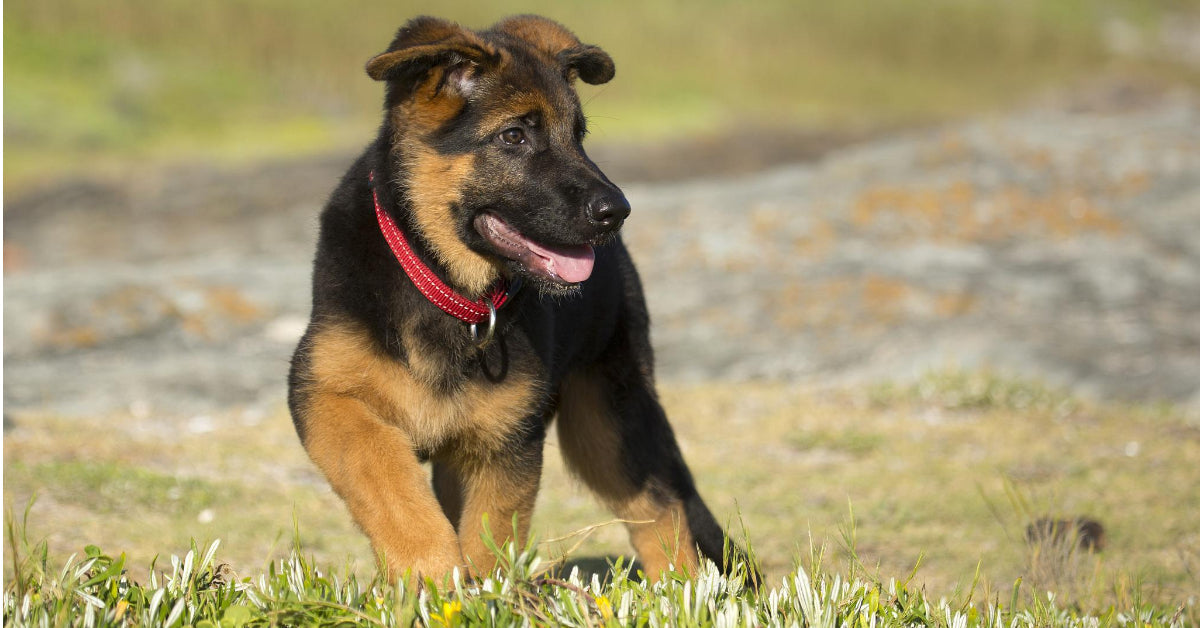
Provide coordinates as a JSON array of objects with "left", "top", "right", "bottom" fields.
[{"left": 469, "top": 299, "right": 498, "bottom": 349}]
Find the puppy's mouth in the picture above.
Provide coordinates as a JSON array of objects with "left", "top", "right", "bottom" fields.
[{"left": 474, "top": 213, "right": 595, "bottom": 284}]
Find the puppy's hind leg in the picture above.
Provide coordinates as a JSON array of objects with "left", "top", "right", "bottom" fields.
[{"left": 556, "top": 369, "right": 750, "bottom": 582}]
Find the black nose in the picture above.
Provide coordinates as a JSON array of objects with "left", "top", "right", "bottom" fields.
[{"left": 587, "top": 193, "right": 631, "bottom": 230}]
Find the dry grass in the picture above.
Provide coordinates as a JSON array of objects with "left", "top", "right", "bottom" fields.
[{"left": 4, "top": 372, "right": 1198, "bottom": 612}]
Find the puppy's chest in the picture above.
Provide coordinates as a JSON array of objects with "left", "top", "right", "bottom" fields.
[
  {"left": 391, "top": 358, "right": 545, "bottom": 454},
  {"left": 308, "top": 323, "right": 547, "bottom": 455}
]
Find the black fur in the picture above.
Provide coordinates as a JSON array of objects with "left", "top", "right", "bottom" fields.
[{"left": 288, "top": 15, "right": 756, "bottom": 583}]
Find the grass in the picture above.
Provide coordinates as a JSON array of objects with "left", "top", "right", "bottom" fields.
[
  {"left": 5, "top": 1, "right": 1195, "bottom": 189},
  {"left": 4, "top": 516, "right": 1194, "bottom": 626},
  {"left": 4, "top": 372, "right": 1199, "bottom": 624}
]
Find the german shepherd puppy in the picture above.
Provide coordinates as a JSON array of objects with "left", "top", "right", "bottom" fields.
[{"left": 289, "top": 15, "right": 748, "bottom": 584}]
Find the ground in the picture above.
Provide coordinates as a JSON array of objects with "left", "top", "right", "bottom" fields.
[{"left": 4, "top": 80, "right": 1199, "bottom": 608}]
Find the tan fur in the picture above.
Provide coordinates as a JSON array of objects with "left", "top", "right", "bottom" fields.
[
  {"left": 555, "top": 371, "right": 626, "bottom": 496},
  {"left": 556, "top": 370, "right": 699, "bottom": 580},
  {"left": 393, "top": 60, "right": 510, "bottom": 132},
  {"left": 389, "top": 141, "right": 504, "bottom": 298},
  {"left": 296, "top": 320, "right": 543, "bottom": 581},
  {"left": 621, "top": 494, "right": 697, "bottom": 580},
  {"left": 371, "top": 29, "right": 511, "bottom": 298},
  {"left": 301, "top": 392, "right": 464, "bottom": 580},
  {"left": 475, "top": 91, "right": 560, "bottom": 135},
  {"left": 377, "top": 63, "right": 505, "bottom": 298},
  {"left": 304, "top": 320, "right": 538, "bottom": 453},
  {"left": 435, "top": 454, "right": 543, "bottom": 575},
  {"left": 494, "top": 15, "right": 582, "bottom": 60},
  {"left": 393, "top": 68, "right": 468, "bottom": 131}
]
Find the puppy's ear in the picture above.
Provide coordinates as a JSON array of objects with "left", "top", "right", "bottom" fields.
[
  {"left": 492, "top": 15, "right": 615, "bottom": 85},
  {"left": 366, "top": 16, "right": 500, "bottom": 97},
  {"left": 556, "top": 45, "right": 615, "bottom": 85}
]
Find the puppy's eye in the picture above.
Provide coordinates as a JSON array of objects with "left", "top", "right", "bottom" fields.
[{"left": 499, "top": 128, "right": 526, "bottom": 145}]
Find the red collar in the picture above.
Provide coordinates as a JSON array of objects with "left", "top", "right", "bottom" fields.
[{"left": 370, "top": 171, "right": 514, "bottom": 325}]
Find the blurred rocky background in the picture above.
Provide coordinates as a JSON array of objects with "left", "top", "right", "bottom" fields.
[{"left": 6, "top": 1, "right": 1200, "bottom": 419}]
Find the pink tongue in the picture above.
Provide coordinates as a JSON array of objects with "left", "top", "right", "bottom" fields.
[
  {"left": 525, "top": 240, "right": 595, "bottom": 283},
  {"left": 475, "top": 213, "right": 596, "bottom": 284}
]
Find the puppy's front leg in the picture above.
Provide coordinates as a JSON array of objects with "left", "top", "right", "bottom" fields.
[
  {"left": 302, "top": 393, "right": 463, "bottom": 582},
  {"left": 434, "top": 434, "right": 544, "bottom": 577}
]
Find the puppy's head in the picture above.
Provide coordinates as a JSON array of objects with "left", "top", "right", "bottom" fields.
[{"left": 369, "top": 15, "right": 627, "bottom": 296}]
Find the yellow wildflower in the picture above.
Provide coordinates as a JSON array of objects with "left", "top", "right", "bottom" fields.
[
  {"left": 432, "top": 599, "right": 462, "bottom": 626},
  {"left": 595, "top": 594, "right": 613, "bottom": 620}
]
